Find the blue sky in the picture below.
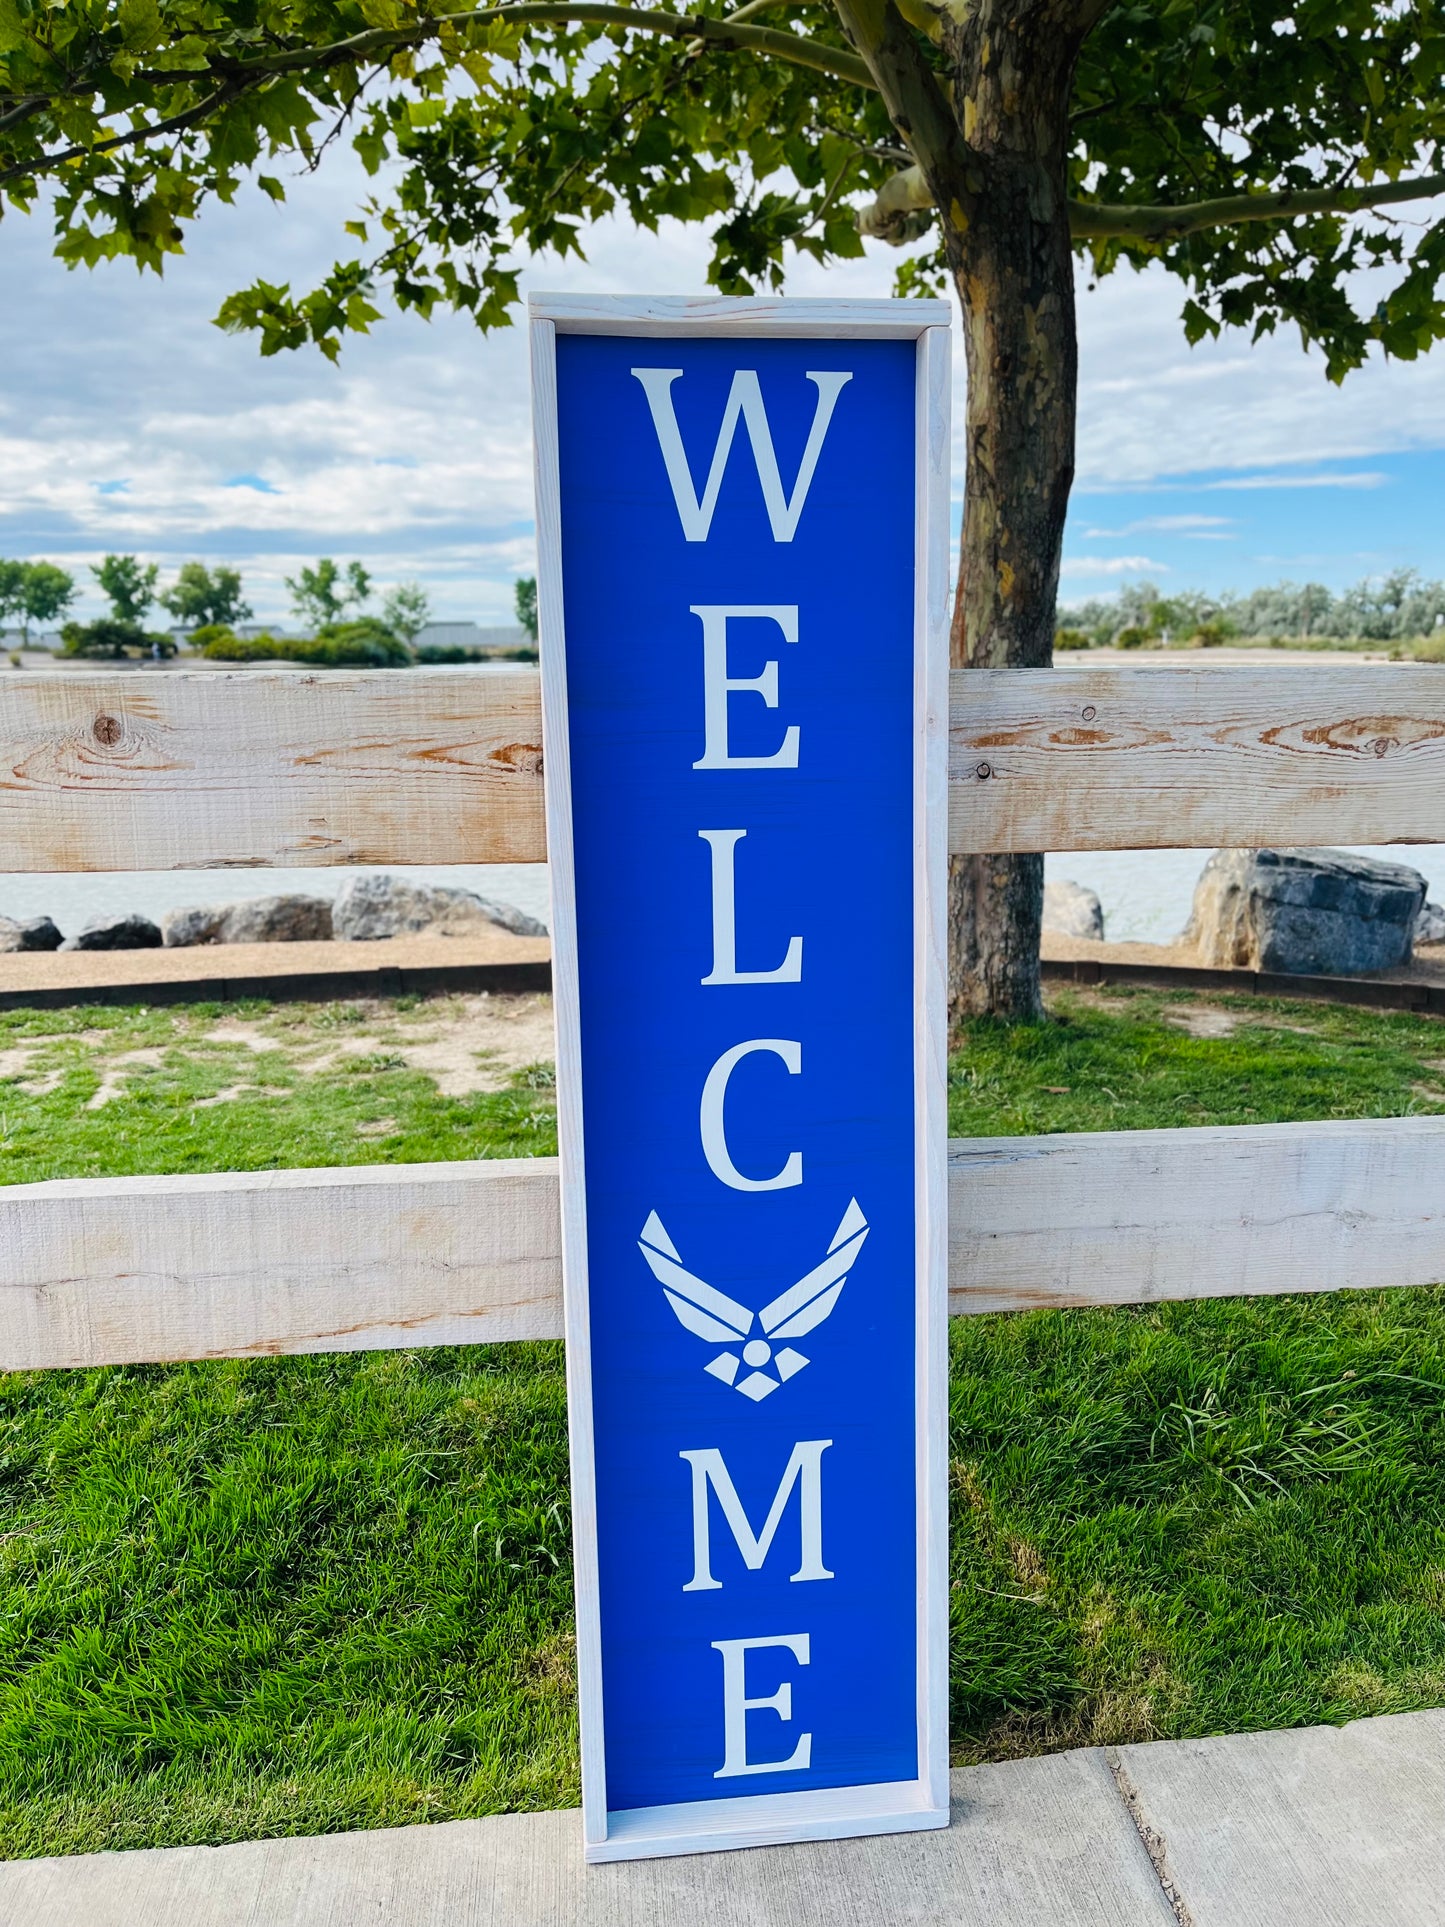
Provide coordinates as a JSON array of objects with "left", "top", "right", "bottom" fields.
[
  {"left": 5, "top": 155, "right": 1445, "bottom": 626},
  {"left": 1060, "top": 449, "right": 1445, "bottom": 606}
]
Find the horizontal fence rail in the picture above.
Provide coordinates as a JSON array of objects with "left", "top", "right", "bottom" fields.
[
  {"left": 951, "top": 663, "right": 1445, "bottom": 852},
  {"left": 0, "top": 670, "right": 547, "bottom": 870},
  {"left": 6, "top": 1118, "right": 1445, "bottom": 1371},
  {"left": 6, "top": 663, "right": 1445, "bottom": 870}
]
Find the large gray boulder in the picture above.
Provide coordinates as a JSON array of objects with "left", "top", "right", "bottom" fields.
[
  {"left": 162, "top": 894, "right": 334, "bottom": 946},
  {"left": 0, "top": 915, "right": 63, "bottom": 952},
  {"left": 333, "top": 874, "right": 548, "bottom": 942},
  {"left": 1417, "top": 901, "right": 1445, "bottom": 947},
  {"left": 1043, "top": 879, "right": 1104, "bottom": 941},
  {"left": 161, "top": 905, "right": 227, "bottom": 947},
  {"left": 0, "top": 915, "right": 63, "bottom": 953},
  {"left": 60, "top": 912, "right": 163, "bottom": 952},
  {"left": 1184, "top": 848, "right": 1427, "bottom": 976}
]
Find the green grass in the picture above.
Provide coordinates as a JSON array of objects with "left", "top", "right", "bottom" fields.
[{"left": 3, "top": 985, "right": 1445, "bottom": 1855}]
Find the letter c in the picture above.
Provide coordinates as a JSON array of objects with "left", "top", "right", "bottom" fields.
[{"left": 699, "top": 1040, "right": 803, "bottom": 1192}]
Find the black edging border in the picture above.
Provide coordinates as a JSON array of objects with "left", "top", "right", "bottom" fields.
[
  {"left": 0, "top": 959, "right": 553, "bottom": 1012},
  {"left": 1044, "top": 955, "right": 1445, "bottom": 1017},
  {"left": 0, "top": 954, "right": 1437, "bottom": 1018}
]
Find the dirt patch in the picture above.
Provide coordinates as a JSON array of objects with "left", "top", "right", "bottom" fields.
[
  {"left": 85, "top": 1048, "right": 166, "bottom": 1110},
  {"left": 199, "top": 994, "right": 554, "bottom": 1096},
  {"left": 1165, "top": 1007, "right": 1239, "bottom": 1038},
  {"left": 192, "top": 1084, "right": 291, "bottom": 1109}
]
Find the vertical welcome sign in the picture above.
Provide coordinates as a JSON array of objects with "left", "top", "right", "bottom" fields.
[{"left": 531, "top": 295, "right": 950, "bottom": 1862}]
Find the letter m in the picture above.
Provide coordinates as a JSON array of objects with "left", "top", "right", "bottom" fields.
[
  {"left": 679, "top": 1440, "right": 833, "bottom": 1591},
  {"left": 632, "top": 369, "right": 852, "bottom": 543}
]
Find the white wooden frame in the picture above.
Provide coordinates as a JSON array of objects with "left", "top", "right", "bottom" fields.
[{"left": 529, "top": 293, "right": 953, "bottom": 1862}]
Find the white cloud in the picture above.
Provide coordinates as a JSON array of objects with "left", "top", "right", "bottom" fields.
[
  {"left": 1059, "top": 555, "right": 1168, "bottom": 576},
  {"left": 3, "top": 151, "right": 1445, "bottom": 617},
  {"left": 1203, "top": 471, "right": 1388, "bottom": 491},
  {"left": 1083, "top": 513, "right": 1234, "bottom": 536}
]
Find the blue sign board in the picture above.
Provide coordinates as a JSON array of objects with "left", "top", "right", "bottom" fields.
[{"left": 531, "top": 295, "right": 951, "bottom": 1862}]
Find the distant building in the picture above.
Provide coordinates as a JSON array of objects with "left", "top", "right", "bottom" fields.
[
  {"left": 415, "top": 621, "right": 530, "bottom": 652},
  {"left": 1, "top": 629, "right": 61, "bottom": 651}
]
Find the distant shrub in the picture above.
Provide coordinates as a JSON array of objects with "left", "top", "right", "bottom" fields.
[
  {"left": 1114, "top": 625, "right": 1150, "bottom": 649},
  {"left": 61, "top": 618, "right": 176, "bottom": 659},
  {"left": 414, "top": 644, "right": 484, "bottom": 664},
  {"left": 202, "top": 630, "right": 291, "bottom": 661},
  {"left": 414, "top": 642, "right": 540, "bottom": 665},
  {"left": 306, "top": 619, "right": 412, "bottom": 666},
  {"left": 187, "top": 623, "right": 238, "bottom": 654},
  {"left": 202, "top": 619, "right": 412, "bottom": 667},
  {"left": 1189, "top": 622, "right": 1230, "bottom": 647},
  {"left": 1411, "top": 632, "right": 1445, "bottom": 663},
  {"left": 1054, "top": 627, "right": 1090, "bottom": 651}
]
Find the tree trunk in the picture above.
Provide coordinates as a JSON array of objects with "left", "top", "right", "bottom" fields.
[
  {"left": 938, "top": 5, "right": 1082, "bottom": 1027},
  {"left": 827, "top": 0, "right": 1087, "bottom": 1023}
]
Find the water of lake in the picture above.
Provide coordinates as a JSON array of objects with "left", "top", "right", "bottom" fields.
[{"left": 4, "top": 849, "right": 1443, "bottom": 948}]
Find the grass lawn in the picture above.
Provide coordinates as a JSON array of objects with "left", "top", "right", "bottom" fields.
[{"left": 4, "top": 985, "right": 1445, "bottom": 1855}]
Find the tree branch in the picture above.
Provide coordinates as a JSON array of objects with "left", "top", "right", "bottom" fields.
[
  {"left": 860, "top": 162, "right": 1445, "bottom": 244},
  {"left": 1073, "top": 172, "right": 1445, "bottom": 240},
  {"left": 828, "top": 0, "right": 969, "bottom": 229},
  {"left": 187, "top": 3, "right": 874, "bottom": 90},
  {"left": 0, "top": 84, "right": 238, "bottom": 188},
  {"left": 0, "top": 3, "right": 874, "bottom": 193}
]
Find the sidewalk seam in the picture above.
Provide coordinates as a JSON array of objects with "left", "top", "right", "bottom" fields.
[{"left": 1104, "top": 1747, "right": 1198, "bottom": 1927}]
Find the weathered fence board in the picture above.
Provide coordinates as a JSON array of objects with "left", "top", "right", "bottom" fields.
[
  {"left": 0, "top": 1159, "right": 563, "bottom": 1368},
  {"left": 8, "top": 663, "right": 1445, "bottom": 872},
  {"left": 5, "top": 1117, "right": 1443, "bottom": 1369},
  {"left": 951, "top": 662, "right": 1445, "bottom": 852},
  {"left": 0, "top": 670, "right": 546, "bottom": 870}
]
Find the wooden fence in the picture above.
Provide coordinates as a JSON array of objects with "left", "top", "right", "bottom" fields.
[{"left": 4, "top": 661, "right": 1445, "bottom": 1371}]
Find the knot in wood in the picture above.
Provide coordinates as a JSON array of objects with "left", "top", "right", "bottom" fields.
[
  {"left": 1081, "top": 705, "right": 1096, "bottom": 722},
  {"left": 975, "top": 761, "right": 993, "bottom": 780},
  {"left": 92, "top": 714, "right": 123, "bottom": 747},
  {"left": 1372, "top": 735, "right": 1396, "bottom": 758}
]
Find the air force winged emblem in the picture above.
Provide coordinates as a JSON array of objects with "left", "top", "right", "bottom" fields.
[{"left": 638, "top": 1199, "right": 869, "bottom": 1401}]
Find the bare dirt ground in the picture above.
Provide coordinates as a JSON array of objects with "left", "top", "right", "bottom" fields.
[{"left": 0, "top": 929, "right": 549, "bottom": 997}]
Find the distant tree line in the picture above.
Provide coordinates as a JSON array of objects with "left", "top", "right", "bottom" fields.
[
  {"left": 1059, "top": 570, "right": 1445, "bottom": 650},
  {"left": 2, "top": 552, "right": 542, "bottom": 666}
]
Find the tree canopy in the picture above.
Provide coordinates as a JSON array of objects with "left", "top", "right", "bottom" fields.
[
  {"left": 286, "top": 556, "right": 372, "bottom": 625},
  {"left": 1, "top": 0, "right": 1443, "bottom": 380},
  {"left": 93, "top": 552, "right": 158, "bottom": 622},
  {"left": 160, "top": 558, "right": 252, "bottom": 626},
  {"left": 0, "top": 559, "right": 75, "bottom": 639}
]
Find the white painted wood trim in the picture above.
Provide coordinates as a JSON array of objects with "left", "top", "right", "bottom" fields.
[
  {"left": 914, "top": 322, "right": 952, "bottom": 1823},
  {"left": 593, "top": 1779, "right": 946, "bottom": 1863},
  {"left": 530, "top": 312, "right": 609, "bottom": 1853},
  {"left": 528, "top": 293, "right": 952, "bottom": 337},
  {"left": 952, "top": 661, "right": 1445, "bottom": 852},
  {"left": 7, "top": 1118, "right": 1445, "bottom": 1371}
]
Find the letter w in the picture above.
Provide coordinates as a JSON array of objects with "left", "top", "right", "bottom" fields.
[
  {"left": 632, "top": 369, "right": 852, "bottom": 542},
  {"left": 680, "top": 1441, "right": 833, "bottom": 1591}
]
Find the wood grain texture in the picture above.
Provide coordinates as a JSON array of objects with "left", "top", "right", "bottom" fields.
[
  {"left": 13, "top": 661, "right": 1445, "bottom": 873},
  {"left": 0, "top": 1159, "right": 563, "bottom": 1370},
  {"left": 948, "top": 1116, "right": 1445, "bottom": 1313},
  {"left": 6, "top": 1117, "right": 1444, "bottom": 1370},
  {"left": 0, "top": 669, "right": 545, "bottom": 871},
  {"left": 531, "top": 292, "right": 953, "bottom": 337},
  {"left": 951, "top": 662, "right": 1445, "bottom": 852}
]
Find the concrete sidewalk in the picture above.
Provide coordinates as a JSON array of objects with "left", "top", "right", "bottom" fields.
[{"left": 5, "top": 1709, "right": 1445, "bottom": 1927}]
